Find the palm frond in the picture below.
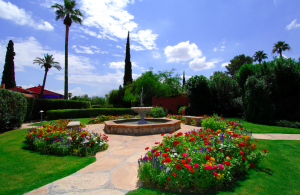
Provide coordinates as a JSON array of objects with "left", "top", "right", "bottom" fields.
[{"left": 70, "top": 15, "right": 82, "bottom": 24}]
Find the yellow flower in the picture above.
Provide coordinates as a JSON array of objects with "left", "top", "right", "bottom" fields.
[
  {"left": 210, "top": 157, "right": 215, "bottom": 161},
  {"left": 226, "top": 157, "right": 230, "bottom": 160},
  {"left": 207, "top": 162, "right": 212, "bottom": 166}
]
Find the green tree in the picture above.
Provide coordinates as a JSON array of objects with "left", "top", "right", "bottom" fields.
[
  {"left": 182, "top": 71, "right": 186, "bottom": 87},
  {"left": 157, "top": 68, "right": 183, "bottom": 97},
  {"left": 225, "top": 54, "right": 253, "bottom": 78},
  {"left": 33, "top": 54, "right": 61, "bottom": 99},
  {"left": 1, "top": 40, "right": 16, "bottom": 89},
  {"left": 272, "top": 41, "right": 291, "bottom": 58},
  {"left": 253, "top": 50, "right": 268, "bottom": 64},
  {"left": 68, "top": 92, "right": 72, "bottom": 99},
  {"left": 123, "top": 31, "right": 133, "bottom": 86},
  {"left": 51, "top": 0, "right": 84, "bottom": 100}
]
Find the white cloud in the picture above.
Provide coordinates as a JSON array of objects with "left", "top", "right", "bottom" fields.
[
  {"left": 90, "top": 45, "right": 100, "bottom": 49},
  {"left": 21, "top": 84, "right": 35, "bottom": 89},
  {"left": 213, "top": 47, "right": 217, "bottom": 52},
  {"left": 220, "top": 46, "right": 225, "bottom": 52},
  {"left": 282, "top": 54, "right": 288, "bottom": 59},
  {"left": 221, "top": 62, "right": 229, "bottom": 67},
  {"left": 131, "top": 44, "right": 145, "bottom": 51},
  {"left": 189, "top": 57, "right": 222, "bottom": 71},
  {"left": 0, "top": 0, "right": 54, "bottom": 31},
  {"left": 116, "top": 45, "right": 122, "bottom": 49},
  {"left": 80, "top": 27, "right": 97, "bottom": 37},
  {"left": 164, "top": 41, "right": 202, "bottom": 62},
  {"left": 113, "top": 54, "right": 123, "bottom": 57},
  {"left": 0, "top": 37, "right": 96, "bottom": 74},
  {"left": 39, "top": 0, "right": 64, "bottom": 8},
  {"left": 285, "top": 19, "right": 300, "bottom": 30},
  {"left": 74, "top": 45, "right": 94, "bottom": 54},
  {"left": 80, "top": 0, "right": 158, "bottom": 49},
  {"left": 68, "top": 87, "right": 86, "bottom": 97},
  {"left": 110, "top": 61, "right": 124, "bottom": 69},
  {"left": 153, "top": 51, "right": 160, "bottom": 58}
]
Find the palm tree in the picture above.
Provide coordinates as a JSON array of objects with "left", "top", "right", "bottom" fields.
[
  {"left": 253, "top": 51, "right": 268, "bottom": 64},
  {"left": 272, "top": 41, "right": 291, "bottom": 58},
  {"left": 51, "top": 0, "right": 83, "bottom": 100},
  {"left": 33, "top": 54, "right": 61, "bottom": 99}
]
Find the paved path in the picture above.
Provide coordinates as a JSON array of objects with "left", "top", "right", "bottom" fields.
[{"left": 21, "top": 122, "right": 300, "bottom": 195}]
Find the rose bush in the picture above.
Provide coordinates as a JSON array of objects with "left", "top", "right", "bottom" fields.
[
  {"left": 137, "top": 118, "right": 268, "bottom": 193},
  {"left": 25, "top": 119, "right": 109, "bottom": 156}
]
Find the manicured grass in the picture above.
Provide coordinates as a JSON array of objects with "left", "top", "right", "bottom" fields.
[
  {"left": 226, "top": 117, "right": 300, "bottom": 134},
  {"left": 126, "top": 139, "right": 300, "bottom": 195},
  {"left": 0, "top": 128, "right": 96, "bottom": 195},
  {"left": 28, "top": 118, "right": 92, "bottom": 127}
]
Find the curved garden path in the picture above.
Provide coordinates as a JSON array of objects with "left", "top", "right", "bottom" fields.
[{"left": 21, "top": 123, "right": 300, "bottom": 195}]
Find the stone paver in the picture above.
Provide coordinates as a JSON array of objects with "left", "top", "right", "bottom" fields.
[{"left": 22, "top": 121, "right": 300, "bottom": 195}]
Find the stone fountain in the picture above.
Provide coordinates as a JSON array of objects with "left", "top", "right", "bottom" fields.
[{"left": 131, "top": 87, "right": 153, "bottom": 124}]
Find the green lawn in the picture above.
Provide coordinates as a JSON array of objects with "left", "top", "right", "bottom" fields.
[
  {"left": 226, "top": 117, "right": 300, "bottom": 134},
  {"left": 0, "top": 128, "right": 96, "bottom": 195},
  {"left": 126, "top": 139, "right": 300, "bottom": 195}
]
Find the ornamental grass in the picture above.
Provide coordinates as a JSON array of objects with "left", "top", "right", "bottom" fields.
[
  {"left": 137, "top": 115, "right": 269, "bottom": 193},
  {"left": 24, "top": 119, "right": 109, "bottom": 156}
]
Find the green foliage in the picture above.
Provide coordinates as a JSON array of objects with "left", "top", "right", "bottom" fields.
[
  {"left": 47, "top": 108, "right": 136, "bottom": 120},
  {"left": 201, "top": 114, "right": 227, "bottom": 132},
  {"left": 185, "top": 75, "right": 212, "bottom": 115},
  {"left": 272, "top": 41, "right": 292, "bottom": 58},
  {"left": 148, "top": 107, "right": 168, "bottom": 118},
  {"left": 276, "top": 120, "right": 300, "bottom": 129},
  {"left": 178, "top": 106, "right": 186, "bottom": 115},
  {"left": 107, "top": 85, "right": 130, "bottom": 108},
  {"left": 209, "top": 71, "right": 242, "bottom": 117},
  {"left": 70, "top": 95, "right": 106, "bottom": 105},
  {"left": 0, "top": 89, "right": 27, "bottom": 129},
  {"left": 124, "top": 31, "right": 133, "bottom": 86},
  {"left": 253, "top": 50, "right": 268, "bottom": 64},
  {"left": 24, "top": 98, "right": 91, "bottom": 121},
  {"left": 1, "top": 40, "right": 16, "bottom": 89},
  {"left": 225, "top": 54, "right": 253, "bottom": 78}
]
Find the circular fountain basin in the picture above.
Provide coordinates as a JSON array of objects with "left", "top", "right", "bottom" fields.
[{"left": 104, "top": 118, "right": 181, "bottom": 136}]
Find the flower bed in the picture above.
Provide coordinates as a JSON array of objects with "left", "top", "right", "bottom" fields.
[
  {"left": 137, "top": 115, "right": 269, "bottom": 193},
  {"left": 87, "top": 114, "right": 153, "bottom": 124},
  {"left": 25, "top": 119, "right": 108, "bottom": 156}
]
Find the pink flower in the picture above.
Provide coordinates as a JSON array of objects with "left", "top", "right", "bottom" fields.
[
  {"left": 187, "top": 164, "right": 191, "bottom": 169},
  {"left": 218, "top": 164, "right": 224, "bottom": 170},
  {"left": 204, "top": 142, "right": 209, "bottom": 145},
  {"left": 182, "top": 153, "right": 187, "bottom": 157},
  {"left": 194, "top": 163, "right": 199, "bottom": 168},
  {"left": 204, "top": 165, "right": 209, "bottom": 170},
  {"left": 67, "top": 137, "right": 72, "bottom": 141},
  {"left": 208, "top": 166, "right": 213, "bottom": 170},
  {"left": 86, "top": 136, "right": 90, "bottom": 140},
  {"left": 213, "top": 172, "right": 218, "bottom": 177},
  {"left": 213, "top": 165, "right": 217, "bottom": 169},
  {"left": 187, "top": 157, "right": 191, "bottom": 163}
]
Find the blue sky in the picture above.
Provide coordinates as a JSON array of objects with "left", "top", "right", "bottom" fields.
[{"left": 1, "top": 0, "right": 300, "bottom": 98}]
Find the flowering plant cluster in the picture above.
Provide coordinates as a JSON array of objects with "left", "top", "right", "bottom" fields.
[
  {"left": 87, "top": 114, "right": 153, "bottom": 124},
  {"left": 25, "top": 119, "right": 109, "bottom": 156},
  {"left": 137, "top": 122, "right": 269, "bottom": 192}
]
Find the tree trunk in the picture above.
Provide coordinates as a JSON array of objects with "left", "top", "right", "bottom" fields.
[
  {"left": 40, "top": 70, "right": 48, "bottom": 99},
  {"left": 64, "top": 24, "right": 69, "bottom": 100}
]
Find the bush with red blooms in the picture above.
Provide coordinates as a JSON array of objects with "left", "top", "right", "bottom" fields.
[{"left": 137, "top": 123, "right": 269, "bottom": 193}]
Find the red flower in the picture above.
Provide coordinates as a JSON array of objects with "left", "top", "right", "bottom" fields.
[
  {"left": 240, "top": 151, "right": 244, "bottom": 155},
  {"left": 145, "top": 147, "right": 149, "bottom": 150},
  {"left": 161, "top": 134, "right": 164, "bottom": 136},
  {"left": 155, "top": 142, "right": 159, "bottom": 144},
  {"left": 181, "top": 160, "right": 186, "bottom": 164},
  {"left": 205, "top": 155, "right": 211, "bottom": 160},
  {"left": 250, "top": 163, "right": 255, "bottom": 168},
  {"left": 173, "top": 140, "right": 179, "bottom": 146},
  {"left": 238, "top": 143, "right": 245, "bottom": 147},
  {"left": 53, "top": 136, "right": 57, "bottom": 139},
  {"left": 241, "top": 156, "right": 246, "bottom": 160},
  {"left": 175, "top": 164, "right": 182, "bottom": 169},
  {"left": 45, "top": 138, "right": 49, "bottom": 141},
  {"left": 155, "top": 152, "right": 160, "bottom": 157},
  {"left": 164, "top": 147, "right": 169, "bottom": 152},
  {"left": 262, "top": 149, "right": 269, "bottom": 153},
  {"left": 151, "top": 149, "right": 157, "bottom": 153},
  {"left": 168, "top": 177, "right": 171, "bottom": 181},
  {"left": 189, "top": 138, "right": 196, "bottom": 141},
  {"left": 224, "top": 161, "right": 231, "bottom": 166},
  {"left": 169, "top": 132, "right": 173, "bottom": 134},
  {"left": 172, "top": 173, "right": 177, "bottom": 177},
  {"left": 162, "top": 153, "right": 168, "bottom": 157},
  {"left": 232, "top": 134, "right": 238, "bottom": 137},
  {"left": 189, "top": 168, "right": 195, "bottom": 173},
  {"left": 165, "top": 157, "right": 171, "bottom": 163}
]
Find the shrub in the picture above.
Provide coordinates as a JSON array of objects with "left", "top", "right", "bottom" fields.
[
  {"left": 137, "top": 127, "right": 268, "bottom": 193},
  {"left": 201, "top": 114, "right": 227, "bottom": 132},
  {"left": 24, "top": 119, "right": 109, "bottom": 156},
  {"left": 178, "top": 106, "right": 186, "bottom": 115},
  {"left": 276, "top": 120, "right": 300, "bottom": 129},
  {"left": 0, "top": 89, "right": 27, "bottom": 129},
  {"left": 148, "top": 107, "right": 168, "bottom": 118}
]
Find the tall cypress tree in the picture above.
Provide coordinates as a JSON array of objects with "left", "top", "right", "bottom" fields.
[
  {"left": 183, "top": 71, "right": 185, "bottom": 87},
  {"left": 123, "top": 31, "right": 132, "bottom": 86},
  {"left": 1, "top": 40, "right": 16, "bottom": 89}
]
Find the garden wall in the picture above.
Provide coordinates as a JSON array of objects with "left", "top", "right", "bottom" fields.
[{"left": 152, "top": 95, "right": 189, "bottom": 114}]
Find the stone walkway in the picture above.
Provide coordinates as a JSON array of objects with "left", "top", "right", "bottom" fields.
[{"left": 21, "top": 122, "right": 300, "bottom": 195}]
